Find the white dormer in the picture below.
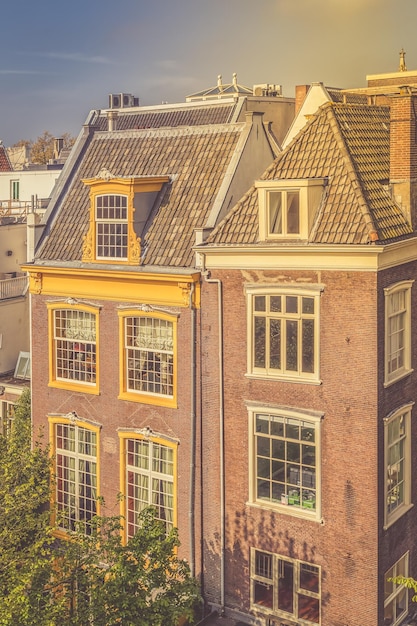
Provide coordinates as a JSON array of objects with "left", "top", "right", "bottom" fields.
[{"left": 256, "top": 178, "right": 326, "bottom": 241}]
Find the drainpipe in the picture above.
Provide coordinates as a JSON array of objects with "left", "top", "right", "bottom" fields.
[
  {"left": 189, "top": 281, "right": 196, "bottom": 577},
  {"left": 202, "top": 269, "right": 225, "bottom": 614}
]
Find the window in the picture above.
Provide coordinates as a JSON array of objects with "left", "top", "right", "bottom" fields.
[
  {"left": 0, "top": 400, "right": 15, "bottom": 437},
  {"left": 10, "top": 180, "right": 19, "bottom": 201},
  {"left": 249, "top": 405, "right": 322, "bottom": 519},
  {"left": 119, "top": 310, "right": 177, "bottom": 407},
  {"left": 384, "top": 405, "right": 412, "bottom": 527},
  {"left": 96, "top": 194, "right": 128, "bottom": 260},
  {"left": 48, "top": 304, "right": 99, "bottom": 392},
  {"left": 384, "top": 281, "right": 413, "bottom": 386},
  {"left": 82, "top": 175, "right": 169, "bottom": 265},
  {"left": 51, "top": 419, "right": 99, "bottom": 535},
  {"left": 256, "top": 178, "right": 325, "bottom": 241},
  {"left": 384, "top": 553, "right": 408, "bottom": 626},
  {"left": 268, "top": 189, "right": 300, "bottom": 236},
  {"left": 14, "top": 351, "right": 30, "bottom": 379},
  {"left": 251, "top": 549, "right": 320, "bottom": 624},
  {"left": 246, "top": 287, "right": 321, "bottom": 382},
  {"left": 120, "top": 433, "right": 176, "bottom": 540}
]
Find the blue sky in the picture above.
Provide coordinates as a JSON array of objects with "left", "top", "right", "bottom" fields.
[{"left": 1, "top": 0, "right": 417, "bottom": 146}]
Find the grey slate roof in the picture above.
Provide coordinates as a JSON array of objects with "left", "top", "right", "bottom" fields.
[{"left": 206, "top": 102, "right": 413, "bottom": 246}]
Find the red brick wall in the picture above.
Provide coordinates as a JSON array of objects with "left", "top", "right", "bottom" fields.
[
  {"left": 200, "top": 265, "right": 417, "bottom": 625},
  {"left": 31, "top": 294, "right": 202, "bottom": 572}
]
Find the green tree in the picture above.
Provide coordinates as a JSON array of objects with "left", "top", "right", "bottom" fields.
[
  {"left": 52, "top": 507, "right": 200, "bottom": 625},
  {"left": 0, "top": 388, "right": 55, "bottom": 626}
]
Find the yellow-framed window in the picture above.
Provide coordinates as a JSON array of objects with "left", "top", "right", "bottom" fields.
[
  {"left": 47, "top": 302, "right": 100, "bottom": 394},
  {"left": 119, "top": 431, "right": 177, "bottom": 541},
  {"left": 118, "top": 309, "right": 177, "bottom": 407},
  {"left": 95, "top": 194, "right": 129, "bottom": 260},
  {"left": 49, "top": 416, "right": 101, "bottom": 537}
]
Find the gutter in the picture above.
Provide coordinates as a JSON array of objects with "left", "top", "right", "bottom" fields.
[{"left": 189, "top": 281, "right": 196, "bottom": 576}]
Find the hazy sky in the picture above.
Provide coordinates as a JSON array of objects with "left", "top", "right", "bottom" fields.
[{"left": 1, "top": 0, "right": 416, "bottom": 146}]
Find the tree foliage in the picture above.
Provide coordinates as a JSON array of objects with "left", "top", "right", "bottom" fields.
[
  {"left": 0, "top": 391, "right": 200, "bottom": 625},
  {"left": 0, "top": 388, "right": 54, "bottom": 626},
  {"left": 389, "top": 576, "right": 417, "bottom": 602},
  {"left": 10, "top": 131, "right": 75, "bottom": 164}
]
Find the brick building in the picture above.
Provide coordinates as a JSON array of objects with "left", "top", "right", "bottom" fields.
[
  {"left": 22, "top": 82, "right": 293, "bottom": 596},
  {"left": 196, "top": 87, "right": 417, "bottom": 625}
]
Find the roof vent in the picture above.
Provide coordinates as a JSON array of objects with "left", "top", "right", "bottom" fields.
[
  {"left": 253, "top": 83, "right": 282, "bottom": 97},
  {"left": 109, "top": 93, "right": 140, "bottom": 109}
]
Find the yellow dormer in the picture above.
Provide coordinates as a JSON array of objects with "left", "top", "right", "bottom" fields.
[{"left": 82, "top": 170, "right": 170, "bottom": 264}]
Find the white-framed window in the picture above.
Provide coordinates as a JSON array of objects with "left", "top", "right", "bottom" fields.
[
  {"left": 256, "top": 178, "right": 325, "bottom": 241},
  {"left": 54, "top": 421, "right": 98, "bottom": 535},
  {"left": 14, "top": 351, "right": 30, "bottom": 379},
  {"left": 384, "top": 280, "right": 413, "bottom": 386},
  {"left": 251, "top": 548, "right": 320, "bottom": 624},
  {"left": 246, "top": 286, "right": 321, "bottom": 383},
  {"left": 53, "top": 308, "right": 97, "bottom": 385},
  {"left": 248, "top": 403, "right": 322, "bottom": 520},
  {"left": 384, "top": 404, "right": 412, "bottom": 528},
  {"left": 122, "top": 434, "right": 176, "bottom": 539},
  {"left": 95, "top": 194, "right": 128, "bottom": 259},
  {"left": 384, "top": 553, "right": 408, "bottom": 626}
]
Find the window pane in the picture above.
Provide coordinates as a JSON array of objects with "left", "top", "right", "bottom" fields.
[
  {"left": 302, "top": 319, "right": 315, "bottom": 373},
  {"left": 278, "top": 560, "right": 294, "bottom": 614},
  {"left": 286, "top": 320, "right": 298, "bottom": 371},
  {"left": 269, "top": 319, "right": 281, "bottom": 369},
  {"left": 286, "top": 191, "right": 300, "bottom": 234},
  {"left": 269, "top": 192, "right": 282, "bottom": 234},
  {"left": 54, "top": 309, "right": 96, "bottom": 385},
  {"left": 254, "top": 317, "right": 266, "bottom": 368}
]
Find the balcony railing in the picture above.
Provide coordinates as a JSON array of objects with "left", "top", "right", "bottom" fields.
[
  {"left": 0, "top": 275, "right": 28, "bottom": 300},
  {"left": 0, "top": 199, "right": 50, "bottom": 217}
]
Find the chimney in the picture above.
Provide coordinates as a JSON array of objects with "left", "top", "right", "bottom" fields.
[
  {"left": 53, "top": 137, "right": 64, "bottom": 160},
  {"left": 107, "top": 110, "right": 118, "bottom": 132},
  {"left": 390, "top": 88, "right": 417, "bottom": 228},
  {"left": 295, "top": 84, "right": 310, "bottom": 115}
]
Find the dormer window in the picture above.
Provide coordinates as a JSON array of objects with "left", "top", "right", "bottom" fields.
[
  {"left": 96, "top": 194, "right": 128, "bottom": 260},
  {"left": 82, "top": 172, "right": 170, "bottom": 265},
  {"left": 256, "top": 178, "right": 326, "bottom": 241}
]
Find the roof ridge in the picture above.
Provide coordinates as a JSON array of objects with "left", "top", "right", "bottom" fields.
[
  {"left": 324, "top": 105, "right": 379, "bottom": 241},
  {"left": 94, "top": 124, "right": 245, "bottom": 141}
]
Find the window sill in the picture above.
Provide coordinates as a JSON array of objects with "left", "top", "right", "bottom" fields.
[
  {"left": 383, "top": 503, "right": 414, "bottom": 531},
  {"left": 48, "top": 380, "right": 100, "bottom": 395},
  {"left": 384, "top": 368, "right": 413, "bottom": 388},
  {"left": 118, "top": 390, "right": 177, "bottom": 408},
  {"left": 247, "top": 500, "right": 323, "bottom": 524},
  {"left": 246, "top": 372, "right": 322, "bottom": 386}
]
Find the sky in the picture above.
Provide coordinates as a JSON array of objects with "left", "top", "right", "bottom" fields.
[{"left": 1, "top": 0, "right": 417, "bottom": 147}]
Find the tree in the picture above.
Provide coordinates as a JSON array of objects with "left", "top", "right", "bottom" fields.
[
  {"left": 0, "top": 391, "right": 200, "bottom": 625},
  {"left": 52, "top": 507, "right": 201, "bottom": 625},
  {"left": 0, "top": 388, "right": 55, "bottom": 626},
  {"left": 10, "top": 132, "right": 75, "bottom": 165},
  {"left": 388, "top": 575, "right": 417, "bottom": 602}
]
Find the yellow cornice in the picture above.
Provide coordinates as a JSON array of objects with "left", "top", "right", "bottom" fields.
[
  {"left": 198, "top": 238, "right": 417, "bottom": 272},
  {"left": 22, "top": 264, "right": 200, "bottom": 308}
]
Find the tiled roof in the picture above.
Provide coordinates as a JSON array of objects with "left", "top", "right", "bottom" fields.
[
  {"left": 327, "top": 88, "right": 369, "bottom": 105},
  {"left": 206, "top": 103, "right": 413, "bottom": 246},
  {"left": 0, "top": 144, "right": 12, "bottom": 171},
  {"left": 37, "top": 125, "right": 244, "bottom": 267},
  {"left": 94, "top": 103, "right": 236, "bottom": 132}
]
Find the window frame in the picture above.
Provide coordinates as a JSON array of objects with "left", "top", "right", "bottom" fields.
[
  {"left": 384, "top": 280, "right": 413, "bottom": 387},
  {"left": 49, "top": 416, "right": 101, "bottom": 538},
  {"left": 384, "top": 404, "right": 413, "bottom": 529},
  {"left": 118, "top": 308, "right": 177, "bottom": 408},
  {"left": 384, "top": 552, "right": 409, "bottom": 626},
  {"left": 95, "top": 193, "right": 129, "bottom": 261},
  {"left": 47, "top": 302, "right": 100, "bottom": 395},
  {"left": 250, "top": 547, "right": 321, "bottom": 625},
  {"left": 248, "top": 403, "right": 323, "bottom": 522},
  {"left": 246, "top": 285, "right": 322, "bottom": 384},
  {"left": 10, "top": 180, "right": 19, "bottom": 201},
  {"left": 119, "top": 431, "right": 178, "bottom": 542},
  {"left": 256, "top": 178, "right": 325, "bottom": 241}
]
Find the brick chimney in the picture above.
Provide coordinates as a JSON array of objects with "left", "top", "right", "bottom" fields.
[
  {"left": 390, "top": 88, "right": 417, "bottom": 229},
  {"left": 295, "top": 84, "right": 310, "bottom": 114}
]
